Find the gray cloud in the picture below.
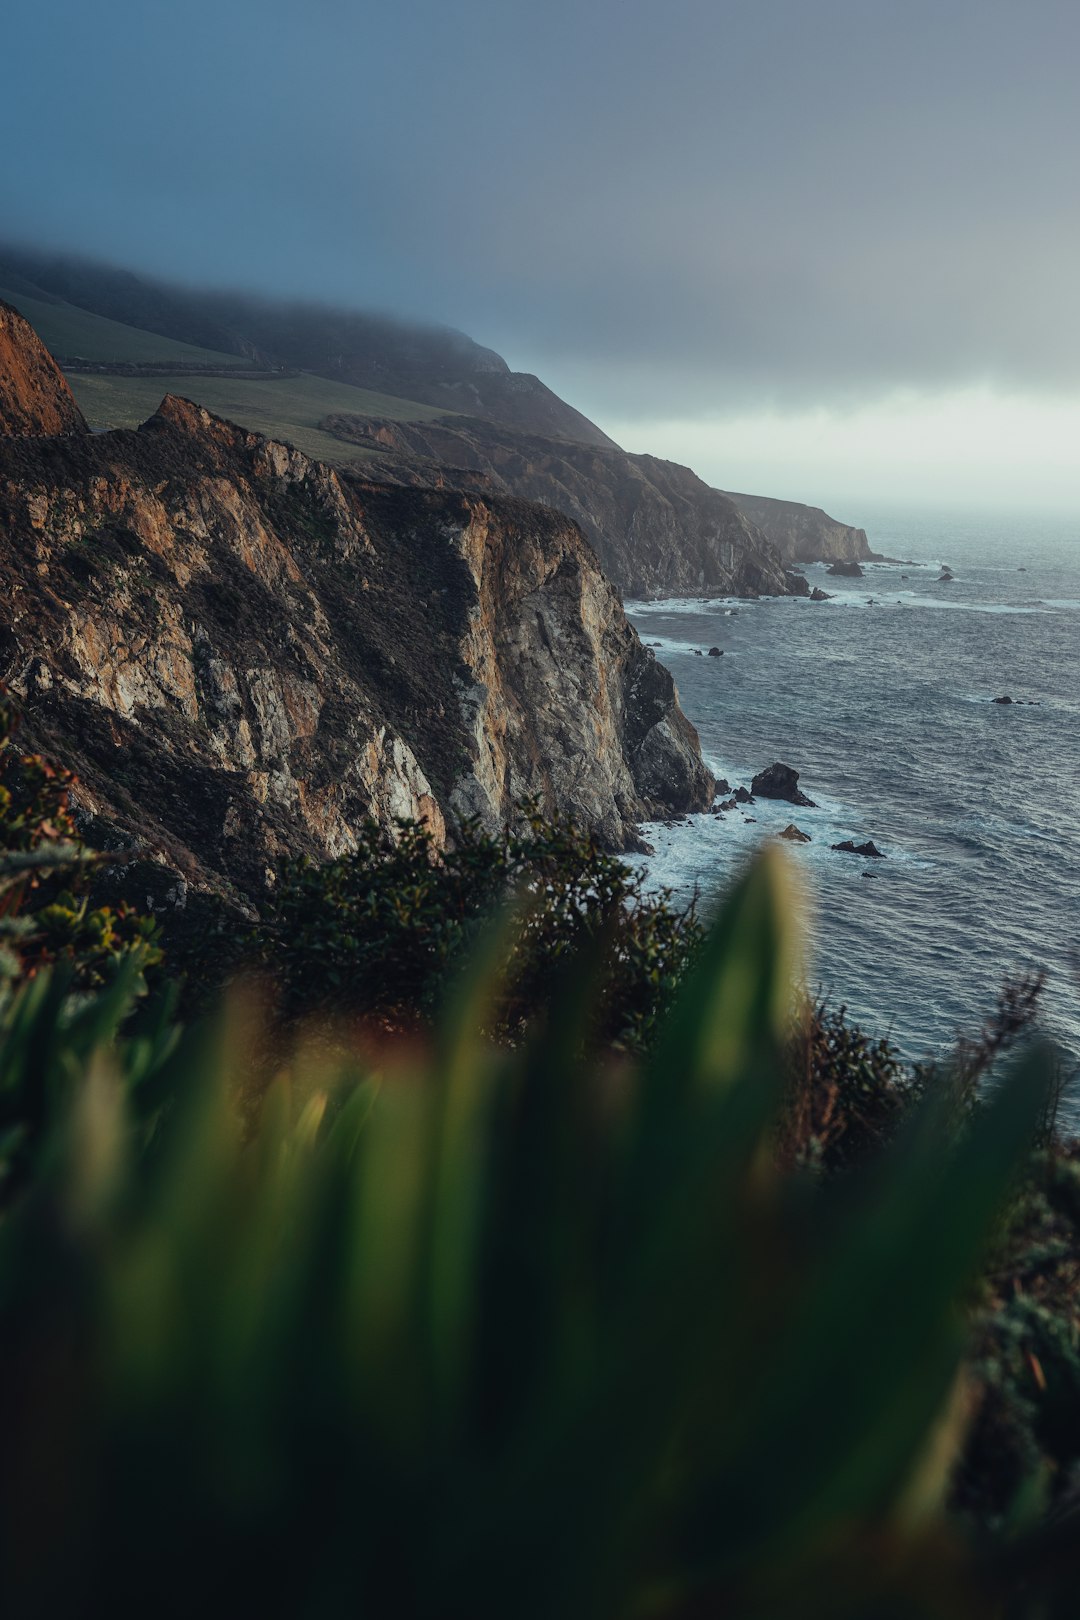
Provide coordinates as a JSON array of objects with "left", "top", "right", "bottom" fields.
[{"left": 2, "top": 0, "right": 1078, "bottom": 418}]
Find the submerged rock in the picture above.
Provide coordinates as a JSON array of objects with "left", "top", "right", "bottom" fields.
[{"left": 750, "top": 762, "right": 817, "bottom": 808}]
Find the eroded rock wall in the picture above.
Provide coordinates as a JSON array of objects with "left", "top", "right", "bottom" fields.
[
  {"left": 0, "top": 395, "right": 711, "bottom": 904},
  {"left": 721, "top": 491, "right": 879, "bottom": 565},
  {"left": 321, "top": 415, "right": 792, "bottom": 600}
]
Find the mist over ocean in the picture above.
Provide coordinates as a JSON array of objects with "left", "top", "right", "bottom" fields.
[{"left": 628, "top": 505, "right": 1080, "bottom": 1117}]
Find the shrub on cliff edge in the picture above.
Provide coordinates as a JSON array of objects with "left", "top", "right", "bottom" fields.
[{"left": 242, "top": 807, "right": 703, "bottom": 1053}]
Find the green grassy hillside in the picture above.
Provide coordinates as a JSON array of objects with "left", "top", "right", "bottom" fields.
[
  {"left": 0, "top": 284, "right": 453, "bottom": 469},
  {"left": 0, "top": 285, "right": 250, "bottom": 367},
  {"left": 68, "top": 369, "right": 449, "bottom": 468}
]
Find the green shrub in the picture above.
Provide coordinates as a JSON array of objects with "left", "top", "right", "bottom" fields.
[
  {"left": 0, "top": 848, "right": 1070, "bottom": 1618},
  {"left": 779, "top": 997, "right": 918, "bottom": 1173},
  {"left": 0, "top": 692, "right": 164, "bottom": 1202},
  {"left": 242, "top": 807, "right": 703, "bottom": 1052},
  {"left": 0, "top": 693, "right": 160, "bottom": 994}
]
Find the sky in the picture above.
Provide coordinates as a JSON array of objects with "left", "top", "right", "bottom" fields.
[{"left": 3, "top": 0, "right": 1079, "bottom": 512}]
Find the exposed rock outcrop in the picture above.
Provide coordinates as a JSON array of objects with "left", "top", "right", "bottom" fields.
[
  {"left": 0, "top": 300, "right": 88, "bottom": 438},
  {"left": 721, "top": 491, "right": 880, "bottom": 565},
  {"left": 750, "top": 763, "right": 817, "bottom": 808},
  {"left": 827, "top": 559, "right": 864, "bottom": 578},
  {"left": 0, "top": 390, "right": 713, "bottom": 905},
  {"left": 833, "top": 839, "right": 885, "bottom": 858},
  {"left": 320, "top": 414, "right": 792, "bottom": 601}
]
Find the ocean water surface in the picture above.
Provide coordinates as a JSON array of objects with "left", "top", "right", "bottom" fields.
[{"left": 626, "top": 504, "right": 1080, "bottom": 1117}]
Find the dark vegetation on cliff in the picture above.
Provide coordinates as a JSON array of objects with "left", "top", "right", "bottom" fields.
[{"left": 2, "top": 715, "right": 1079, "bottom": 1617}]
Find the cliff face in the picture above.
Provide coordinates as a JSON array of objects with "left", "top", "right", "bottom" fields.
[
  {"left": 721, "top": 491, "right": 879, "bottom": 565},
  {"left": 0, "top": 300, "right": 88, "bottom": 438},
  {"left": 0, "top": 393, "right": 712, "bottom": 904},
  {"left": 321, "top": 415, "right": 792, "bottom": 600}
]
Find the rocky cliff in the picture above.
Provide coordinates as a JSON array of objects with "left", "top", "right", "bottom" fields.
[
  {"left": 320, "top": 414, "right": 793, "bottom": 600},
  {"left": 0, "top": 385, "right": 713, "bottom": 907},
  {"left": 720, "top": 491, "right": 879, "bottom": 565},
  {"left": 0, "top": 300, "right": 88, "bottom": 438}
]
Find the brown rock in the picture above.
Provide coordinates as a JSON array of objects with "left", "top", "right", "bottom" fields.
[
  {"left": 0, "top": 396, "right": 714, "bottom": 905},
  {"left": 0, "top": 300, "right": 88, "bottom": 439}
]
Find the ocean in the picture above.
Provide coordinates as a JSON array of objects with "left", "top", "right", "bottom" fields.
[{"left": 626, "top": 503, "right": 1080, "bottom": 1117}]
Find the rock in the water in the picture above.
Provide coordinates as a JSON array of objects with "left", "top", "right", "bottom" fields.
[
  {"left": 734, "top": 786, "right": 754, "bottom": 805},
  {"left": 693, "top": 648, "right": 703, "bottom": 655},
  {"left": 778, "top": 824, "right": 810, "bottom": 843},
  {"left": 827, "top": 559, "right": 863, "bottom": 577},
  {"left": 784, "top": 569, "right": 811, "bottom": 597},
  {"left": 707, "top": 646, "right": 723, "bottom": 656},
  {"left": 833, "top": 839, "right": 886, "bottom": 858},
  {"left": 809, "top": 586, "right": 832, "bottom": 601},
  {"left": 750, "top": 762, "right": 817, "bottom": 808},
  {"left": 992, "top": 695, "right": 1014, "bottom": 704}
]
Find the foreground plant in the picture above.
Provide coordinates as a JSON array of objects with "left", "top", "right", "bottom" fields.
[
  {"left": 0, "top": 693, "right": 160, "bottom": 995},
  {"left": 239, "top": 806, "right": 702, "bottom": 1050},
  {"left": 0, "top": 847, "right": 1072, "bottom": 1618}
]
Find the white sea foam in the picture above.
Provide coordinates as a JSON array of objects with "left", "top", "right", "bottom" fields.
[{"left": 626, "top": 509, "right": 1080, "bottom": 1103}]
